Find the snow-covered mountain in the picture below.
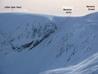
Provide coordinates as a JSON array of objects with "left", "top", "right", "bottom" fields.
[{"left": 0, "top": 12, "right": 98, "bottom": 74}]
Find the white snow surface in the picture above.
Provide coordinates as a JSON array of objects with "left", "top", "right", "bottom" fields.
[
  {"left": 0, "top": 12, "right": 98, "bottom": 74},
  {"left": 40, "top": 52, "right": 98, "bottom": 74}
]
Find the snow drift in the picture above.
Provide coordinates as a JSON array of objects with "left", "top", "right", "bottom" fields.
[{"left": 40, "top": 52, "right": 98, "bottom": 74}]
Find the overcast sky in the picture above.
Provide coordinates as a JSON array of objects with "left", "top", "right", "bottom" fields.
[{"left": 0, "top": 0, "right": 98, "bottom": 16}]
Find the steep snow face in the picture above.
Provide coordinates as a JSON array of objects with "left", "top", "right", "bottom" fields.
[
  {"left": 0, "top": 12, "right": 98, "bottom": 74},
  {"left": 40, "top": 52, "right": 98, "bottom": 74},
  {"left": 8, "top": 20, "right": 57, "bottom": 52},
  {"left": 0, "top": 13, "right": 57, "bottom": 53}
]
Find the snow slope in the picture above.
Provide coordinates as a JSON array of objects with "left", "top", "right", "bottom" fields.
[
  {"left": 40, "top": 52, "right": 98, "bottom": 74},
  {"left": 0, "top": 12, "right": 98, "bottom": 74}
]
